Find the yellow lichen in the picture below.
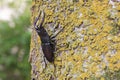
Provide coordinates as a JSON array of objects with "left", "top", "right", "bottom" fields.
[{"left": 30, "top": 0, "right": 120, "bottom": 80}]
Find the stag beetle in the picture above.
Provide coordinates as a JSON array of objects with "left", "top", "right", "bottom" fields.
[{"left": 34, "top": 10, "right": 64, "bottom": 62}]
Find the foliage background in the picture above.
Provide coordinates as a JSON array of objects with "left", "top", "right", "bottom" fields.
[{"left": 0, "top": 0, "right": 31, "bottom": 80}]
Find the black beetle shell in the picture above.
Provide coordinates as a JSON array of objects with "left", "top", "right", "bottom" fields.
[{"left": 41, "top": 44, "right": 54, "bottom": 62}]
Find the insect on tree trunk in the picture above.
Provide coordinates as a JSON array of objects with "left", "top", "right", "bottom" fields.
[{"left": 29, "top": 0, "right": 120, "bottom": 80}]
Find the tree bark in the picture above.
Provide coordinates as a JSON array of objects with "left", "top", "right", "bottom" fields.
[{"left": 29, "top": 0, "right": 120, "bottom": 80}]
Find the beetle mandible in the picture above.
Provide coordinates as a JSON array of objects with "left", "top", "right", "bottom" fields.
[{"left": 34, "top": 10, "right": 64, "bottom": 62}]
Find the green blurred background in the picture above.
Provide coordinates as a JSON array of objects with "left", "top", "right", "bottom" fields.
[{"left": 0, "top": 0, "right": 31, "bottom": 80}]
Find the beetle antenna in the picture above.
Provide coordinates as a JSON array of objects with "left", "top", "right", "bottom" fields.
[
  {"left": 39, "top": 10, "right": 45, "bottom": 28},
  {"left": 34, "top": 10, "right": 45, "bottom": 29},
  {"left": 34, "top": 10, "right": 41, "bottom": 28}
]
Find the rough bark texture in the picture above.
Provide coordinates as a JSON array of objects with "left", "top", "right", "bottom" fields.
[{"left": 29, "top": 0, "right": 120, "bottom": 80}]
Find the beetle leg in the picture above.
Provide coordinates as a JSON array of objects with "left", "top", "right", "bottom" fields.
[
  {"left": 43, "top": 57, "right": 47, "bottom": 68},
  {"left": 50, "top": 24, "right": 65, "bottom": 47},
  {"left": 50, "top": 26, "right": 65, "bottom": 53},
  {"left": 50, "top": 26, "right": 65, "bottom": 39}
]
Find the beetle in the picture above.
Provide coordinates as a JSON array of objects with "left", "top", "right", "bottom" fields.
[{"left": 34, "top": 10, "right": 64, "bottom": 62}]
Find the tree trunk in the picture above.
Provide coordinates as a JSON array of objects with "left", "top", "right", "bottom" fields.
[{"left": 29, "top": 0, "right": 120, "bottom": 80}]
